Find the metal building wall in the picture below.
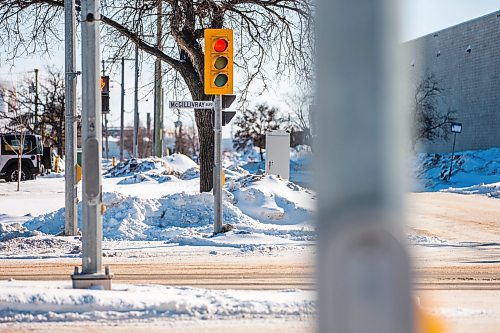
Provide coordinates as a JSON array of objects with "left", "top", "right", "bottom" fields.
[{"left": 403, "top": 10, "right": 500, "bottom": 153}]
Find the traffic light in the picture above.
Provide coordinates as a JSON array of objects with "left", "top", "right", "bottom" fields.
[
  {"left": 204, "top": 29, "right": 233, "bottom": 95},
  {"left": 101, "top": 75, "right": 110, "bottom": 114}
]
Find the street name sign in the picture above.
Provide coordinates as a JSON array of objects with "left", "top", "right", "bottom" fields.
[{"left": 169, "top": 101, "right": 214, "bottom": 109}]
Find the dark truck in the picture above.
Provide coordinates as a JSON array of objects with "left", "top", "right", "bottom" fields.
[{"left": 0, "top": 133, "right": 44, "bottom": 182}]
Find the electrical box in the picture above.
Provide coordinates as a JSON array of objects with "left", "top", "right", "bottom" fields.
[{"left": 265, "top": 130, "right": 290, "bottom": 179}]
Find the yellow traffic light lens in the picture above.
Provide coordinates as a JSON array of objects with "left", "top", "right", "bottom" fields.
[
  {"left": 214, "top": 56, "right": 228, "bottom": 70},
  {"left": 214, "top": 39, "right": 228, "bottom": 52},
  {"left": 214, "top": 74, "right": 228, "bottom": 87}
]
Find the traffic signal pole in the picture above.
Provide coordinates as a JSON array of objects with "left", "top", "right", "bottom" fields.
[
  {"left": 213, "top": 94, "right": 223, "bottom": 234},
  {"left": 72, "top": 0, "right": 112, "bottom": 290},
  {"left": 64, "top": 0, "right": 78, "bottom": 236},
  {"left": 315, "top": 0, "right": 412, "bottom": 332}
]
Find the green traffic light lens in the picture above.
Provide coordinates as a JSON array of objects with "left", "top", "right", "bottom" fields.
[
  {"left": 214, "top": 74, "right": 228, "bottom": 87},
  {"left": 214, "top": 56, "right": 228, "bottom": 70}
]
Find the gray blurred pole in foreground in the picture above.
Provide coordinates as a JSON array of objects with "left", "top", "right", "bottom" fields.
[
  {"left": 64, "top": 0, "right": 77, "bottom": 236},
  {"left": 315, "top": 1, "right": 413, "bottom": 333},
  {"left": 80, "top": 0, "right": 103, "bottom": 275}
]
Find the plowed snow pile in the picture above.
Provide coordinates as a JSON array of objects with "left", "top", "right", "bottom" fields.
[{"left": 16, "top": 175, "right": 314, "bottom": 246}]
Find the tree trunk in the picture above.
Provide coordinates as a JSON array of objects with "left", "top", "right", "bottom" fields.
[
  {"left": 178, "top": 58, "right": 214, "bottom": 193},
  {"left": 196, "top": 109, "right": 214, "bottom": 192}
]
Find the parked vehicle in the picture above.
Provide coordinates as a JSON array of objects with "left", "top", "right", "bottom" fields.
[{"left": 0, "top": 133, "right": 43, "bottom": 182}]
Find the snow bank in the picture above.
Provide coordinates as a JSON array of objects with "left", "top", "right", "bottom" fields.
[
  {"left": 106, "top": 154, "right": 197, "bottom": 178},
  {"left": 442, "top": 182, "right": 500, "bottom": 198},
  {"left": 0, "top": 281, "right": 315, "bottom": 323},
  {"left": 414, "top": 148, "right": 500, "bottom": 191},
  {"left": 22, "top": 176, "right": 315, "bottom": 245},
  {"left": 228, "top": 175, "right": 315, "bottom": 225}
]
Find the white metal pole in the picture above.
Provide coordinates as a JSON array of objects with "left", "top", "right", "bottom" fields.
[
  {"left": 80, "top": 0, "right": 103, "bottom": 275},
  {"left": 315, "top": 0, "right": 413, "bottom": 332},
  {"left": 213, "top": 95, "right": 223, "bottom": 234},
  {"left": 64, "top": 0, "right": 77, "bottom": 236}
]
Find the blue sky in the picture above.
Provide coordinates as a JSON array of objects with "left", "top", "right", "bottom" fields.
[{"left": 0, "top": 1, "right": 499, "bottom": 131}]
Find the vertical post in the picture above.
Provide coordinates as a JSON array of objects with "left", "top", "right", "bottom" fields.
[
  {"left": 34, "top": 69, "right": 39, "bottom": 129},
  {"left": 213, "top": 95, "right": 223, "bottom": 234},
  {"left": 101, "top": 62, "right": 109, "bottom": 160},
  {"left": 448, "top": 132, "right": 457, "bottom": 181},
  {"left": 147, "top": 112, "right": 151, "bottom": 156},
  {"left": 105, "top": 115, "right": 109, "bottom": 160},
  {"left": 64, "top": 0, "right": 78, "bottom": 236},
  {"left": 120, "top": 57, "right": 125, "bottom": 161},
  {"left": 133, "top": 44, "right": 139, "bottom": 158},
  {"left": 315, "top": 0, "right": 412, "bottom": 332},
  {"left": 153, "top": 1, "right": 163, "bottom": 157},
  {"left": 80, "top": 0, "right": 102, "bottom": 275}
]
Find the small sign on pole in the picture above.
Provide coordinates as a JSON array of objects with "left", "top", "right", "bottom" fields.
[
  {"left": 451, "top": 122, "right": 462, "bottom": 133},
  {"left": 448, "top": 122, "right": 462, "bottom": 181},
  {"left": 169, "top": 100, "right": 214, "bottom": 109}
]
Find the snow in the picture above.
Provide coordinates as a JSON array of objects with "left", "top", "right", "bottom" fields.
[
  {"left": 413, "top": 148, "right": 500, "bottom": 192},
  {"left": 0, "top": 153, "right": 315, "bottom": 255},
  {"left": 0, "top": 280, "right": 315, "bottom": 323}
]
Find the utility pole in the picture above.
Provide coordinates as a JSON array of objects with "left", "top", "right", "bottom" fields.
[
  {"left": 64, "top": 0, "right": 78, "bottom": 236},
  {"left": 133, "top": 44, "right": 139, "bottom": 158},
  {"left": 213, "top": 94, "right": 222, "bottom": 234},
  {"left": 117, "top": 57, "right": 134, "bottom": 161},
  {"left": 34, "top": 69, "right": 39, "bottom": 130},
  {"left": 153, "top": 1, "right": 163, "bottom": 157},
  {"left": 315, "top": 0, "right": 412, "bottom": 332},
  {"left": 72, "top": 0, "right": 112, "bottom": 290},
  {"left": 120, "top": 57, "right": 125, "bottom": 161}
]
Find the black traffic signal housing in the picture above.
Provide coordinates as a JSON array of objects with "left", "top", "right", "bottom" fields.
[{"left": 101, "top": 75, "right": 110, "bottom": 114}]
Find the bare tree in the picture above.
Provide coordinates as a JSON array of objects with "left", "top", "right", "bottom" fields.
[
  {"left": 0, "top": 68, "right": 72, "bottom": 156},
  {"left": 411, "top": 73, "right": 456, "bottom": 150},
  {"left": 283, "top": 92, "right": 312, "bottom": 133},
  {"left": 233, "top": 103, "right": 280, "bottom": 161},
  {"left": 0, "top": 0, "right": 314, "bottom": 192}
]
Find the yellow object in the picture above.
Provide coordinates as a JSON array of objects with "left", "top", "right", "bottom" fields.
[
  {"left": 101, "top": 204, "right": 106, "bottom": 215},
  {"left": 54, "top": 156, "right": 60, "bottom": 173},
  {"left": 75, "top": 164, "right": 82, "bottom": 183},
  {"left": 112, "top": 156, "right": 116, "bottom": 167},
  {"left": 204, "top": 29, "right": 233, "bottom": 95},
  {"left": 416, "top": 305, "right": 446, "bottom": 333},
  {"left": 221, "top": 170, "right": 226, "bottom": 187}
]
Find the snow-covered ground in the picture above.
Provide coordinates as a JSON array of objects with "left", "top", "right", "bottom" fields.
[
  {"left": 0, "top": 153, "right": 315, "bottom": 258},
  {"left": 1, "top": 146, "right": 499, "bottom": 331},
  {"left": 0, "top": 280, "right": 314, "bottom": 323},
  {"left": 413, "top": 147, "right": 500, "bottom": 192},
  {"left": 0, "top": 152, "right": 315, "bottom": 328}
]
